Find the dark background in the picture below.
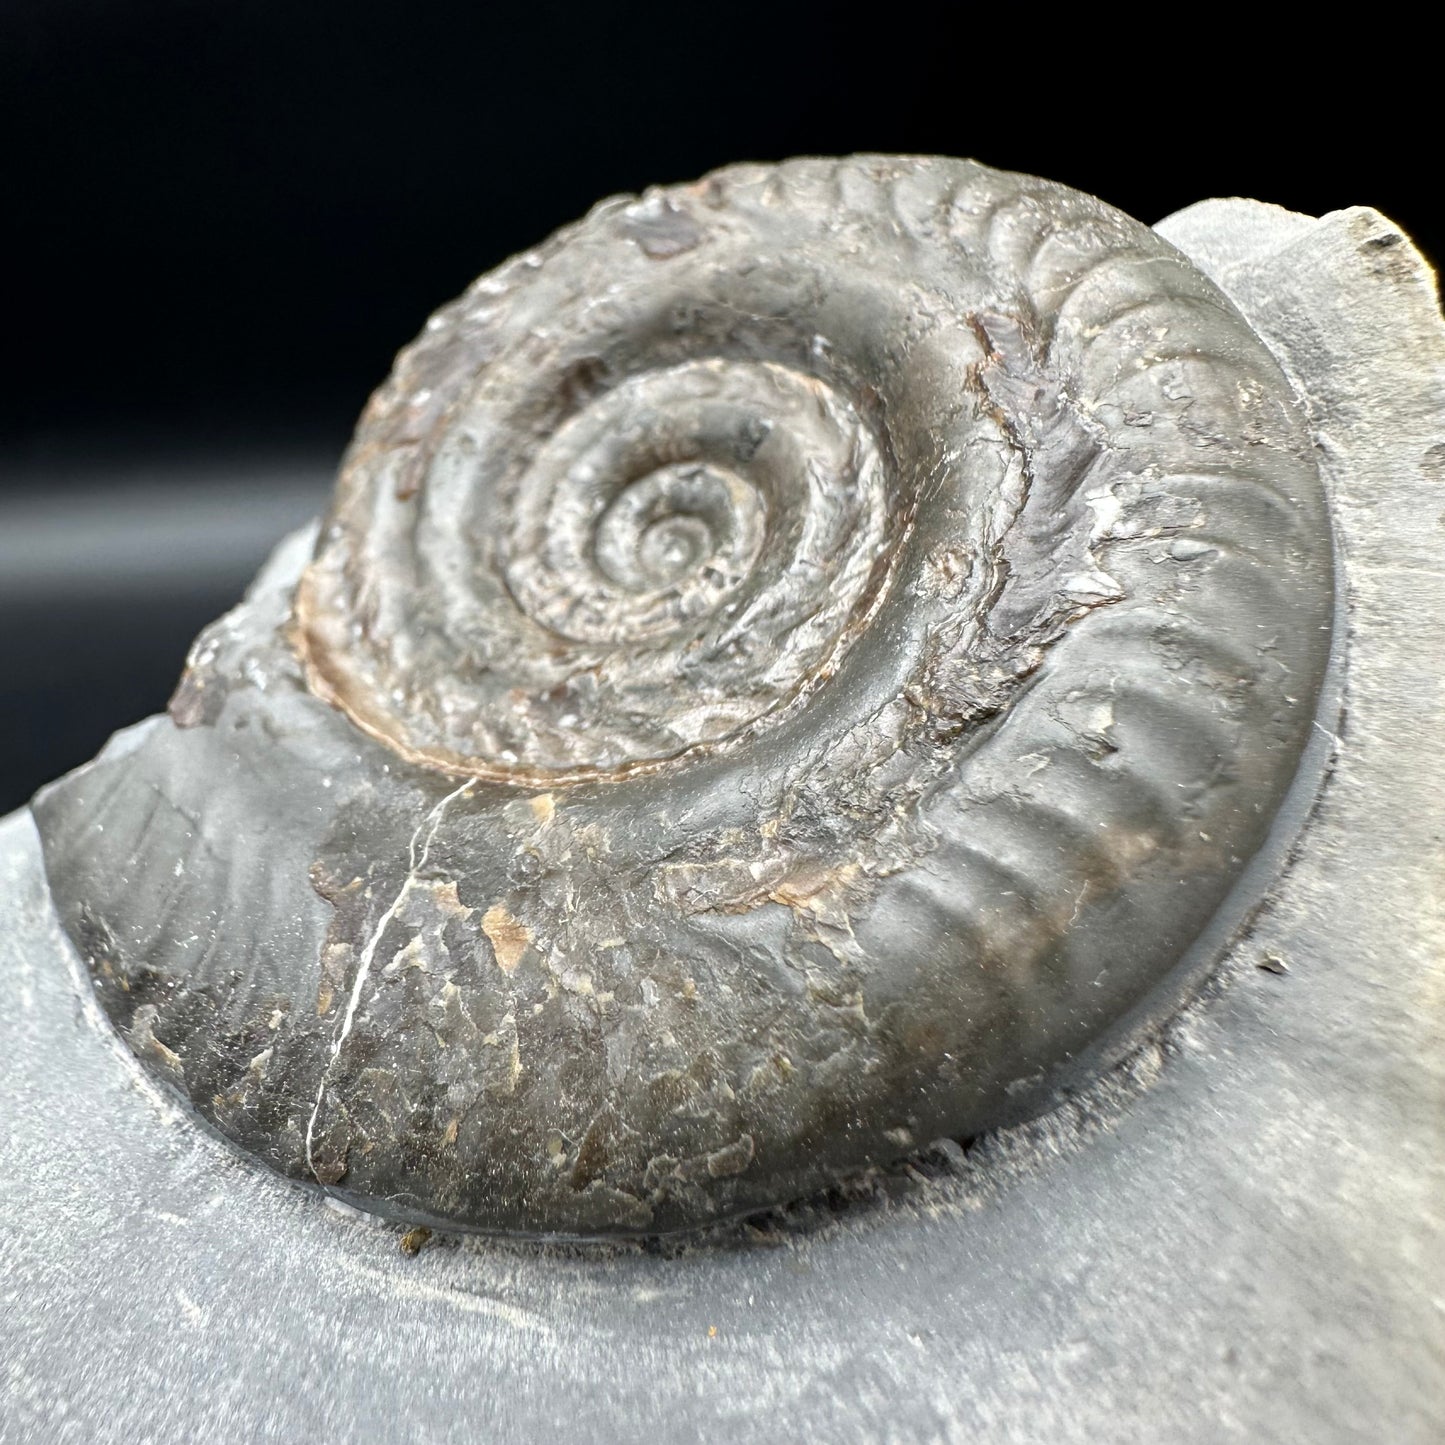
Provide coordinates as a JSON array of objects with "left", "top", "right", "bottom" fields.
[{"left": 2, "top": 2, "right": 1438, "bottom": 812}]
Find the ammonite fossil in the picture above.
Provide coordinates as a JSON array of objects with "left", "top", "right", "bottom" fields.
[{"left": 34, "top": 156, "right": 1334, "bottom": 1236}]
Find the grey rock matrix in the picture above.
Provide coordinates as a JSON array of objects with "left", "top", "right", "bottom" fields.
[{"left": 0, "top": 170, "right": 1439, "bottom": 1442}]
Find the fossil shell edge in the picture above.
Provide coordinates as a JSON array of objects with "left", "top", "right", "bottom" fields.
[{"left": 32, "top": 156, "right": 1335, "bottom": 1236}]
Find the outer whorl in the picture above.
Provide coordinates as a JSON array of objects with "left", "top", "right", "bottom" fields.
[{"left": 34, "top": 157, "right": 1335, "bottom": 1236}]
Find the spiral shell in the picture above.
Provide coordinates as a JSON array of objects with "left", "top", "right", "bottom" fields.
[
  {"left": 34, "top": 157, "right": 1334, "bottom": 1236},
  {"left": 300, "top": 354, "right": 896, "bottom": 778}
]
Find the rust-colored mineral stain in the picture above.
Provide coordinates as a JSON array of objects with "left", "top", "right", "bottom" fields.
[
  {"left": 399, "top": 1226, "right": 432, "bottom": 1257},
  {"left": 483, "top": 904, "right": 531, "bottom": 975}
]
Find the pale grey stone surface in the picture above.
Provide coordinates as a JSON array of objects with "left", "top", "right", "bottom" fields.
[{"left": 1, "top": 196, "right": 1441, "bottom": 1442}]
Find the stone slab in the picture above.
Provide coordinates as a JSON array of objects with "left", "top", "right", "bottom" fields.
[{"left": 1, "top": 196, "right": 1441, "bottom": 1444}]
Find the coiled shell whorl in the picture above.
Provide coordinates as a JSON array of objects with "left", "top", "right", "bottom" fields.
[{"left": 34, "top": 157, "right": 1335, "bottom": 1236}]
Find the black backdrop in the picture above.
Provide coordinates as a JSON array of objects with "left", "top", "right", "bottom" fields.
[{"left": 2, "top": 1, "right": 1438, "bottom": 809}]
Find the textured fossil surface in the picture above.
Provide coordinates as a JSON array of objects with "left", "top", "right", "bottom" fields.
[{"left": 32, "top": 157, "right": 1335, "bottom": 1235}]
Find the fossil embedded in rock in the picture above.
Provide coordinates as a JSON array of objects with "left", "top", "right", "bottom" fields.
[{"left": 32, "top": 156, "right": 1335, "bottom": 1236}]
